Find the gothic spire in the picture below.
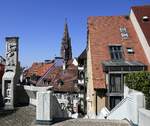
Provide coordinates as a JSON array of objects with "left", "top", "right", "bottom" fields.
[
  {"left": 64, "top": 18, "right": 69, "bottom": 38},
  {"left": 60, "top": 19, "right": 72, "bottom": 62}
]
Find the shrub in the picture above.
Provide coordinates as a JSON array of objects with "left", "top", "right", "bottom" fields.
[{"left": 125, "top": 71, "right": 150, "bottom": 110}]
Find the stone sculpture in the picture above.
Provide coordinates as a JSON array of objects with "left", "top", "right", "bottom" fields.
[{"left": 2, "top": 37, "right": 20, "bottom": 110}]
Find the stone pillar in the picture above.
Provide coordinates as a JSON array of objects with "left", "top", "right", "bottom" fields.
[
  {"left": 36, "top": 91, "right": 52, "bottom": 125},
  {"left": 86, "top": 37, "right": 96, "bottom": 118},
  {"left": 2, "top": 37, "right": 19, "bottom": 110}
]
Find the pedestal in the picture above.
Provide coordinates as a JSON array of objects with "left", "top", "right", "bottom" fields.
[{"left": 36, "top": 91, "right": 53, "bottom": 125}]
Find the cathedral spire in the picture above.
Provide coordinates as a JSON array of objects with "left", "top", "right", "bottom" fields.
[
  {"left": 64, "top": 18, "right": 69, "bottom": 37},
  {"left": 60, "top": 19, "right": 72, "bottom": 62}
]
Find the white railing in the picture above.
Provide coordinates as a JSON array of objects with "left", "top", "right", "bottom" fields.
[
  {"left": 106, "top": 91, "right": 144, "bottom": 125},
  {"left": 139, "top": 108, "right": 150, "bottom": 126},
  {"left": 107, "top": 96, "right": 132, "bottom": 117}
]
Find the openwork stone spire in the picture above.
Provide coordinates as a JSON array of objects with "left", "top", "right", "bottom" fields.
[{"left": 60, "top": 19, "right": 72, "bottom": 62}]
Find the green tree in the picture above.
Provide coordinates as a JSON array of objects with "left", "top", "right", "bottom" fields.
[{"left": 125, "top": 71, "right": 150, "bottom": 110}]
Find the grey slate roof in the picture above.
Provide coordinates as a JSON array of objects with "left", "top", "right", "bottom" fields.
[{"left": 102, "top": 60, "right": 146, "bottom": 67}]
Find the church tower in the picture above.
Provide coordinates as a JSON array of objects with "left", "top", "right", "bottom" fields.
[{"left": 60, "top": 20, "right": 72, "bottom": 62}]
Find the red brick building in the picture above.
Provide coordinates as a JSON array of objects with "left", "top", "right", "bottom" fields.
[{"left": 86, "top": 5, "right": 150, "bottom": 116}]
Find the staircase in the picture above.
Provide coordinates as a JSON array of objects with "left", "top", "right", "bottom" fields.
[
  {"left": 106, "top": 96, "right": 132, "bottom": 118},
  {"left": 106, "top": 91, "right": 144, "bottom": 125}
]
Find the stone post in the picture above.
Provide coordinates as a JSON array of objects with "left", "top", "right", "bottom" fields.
[
  {"left": 2, "top": 37, "right": 19, "bottom": 110},
  {"left": 36, "top": 91, "right": 53, "bottom": 125}
]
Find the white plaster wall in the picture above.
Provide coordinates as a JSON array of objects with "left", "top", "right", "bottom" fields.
[
  {"left": 86, "top": 35, "right": 96, "bottom": 118},
  {"left": 57, "top": 98, "right": 68, "bottom": 105},
  {"left": 72, "top": 58, "right": 78, "bottom": 66},
  {"left": 29, "top": 98, "right": 37, "bottom": 106},
  {"left": 124, "top": 85, "right": 130, "bottom": 98},
  {"left": 139, "top": 108, "right": 150, "bottom": 126},
  {"left": 130, "top": 9, "right": 150, "bottom": 64}
]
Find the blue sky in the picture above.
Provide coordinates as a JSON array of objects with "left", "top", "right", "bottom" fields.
[{"left": 0, "top": 0, "right": 150, "bottom": 67}]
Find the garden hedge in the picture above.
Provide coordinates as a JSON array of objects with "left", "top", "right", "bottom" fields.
[{"left": 125, "top": 71, "right": 150, "bottom": 110}]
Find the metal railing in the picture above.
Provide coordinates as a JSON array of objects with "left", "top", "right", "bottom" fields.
[{"left": 36, "top": 63, "right": 56, "bottom": 85}]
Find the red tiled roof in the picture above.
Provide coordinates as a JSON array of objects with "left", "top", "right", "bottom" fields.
[
  {"left": 26, "top": 62, "right": 53, "bottom": 77},
  {"left": 53, "top": 67, "right": 78, "bottom": 92},
  {"left": 131, "top": 5, "right": 150, "bottom": 46},
  {"left": 37, "top": 60, "right": 78, "bottom": 93},
  {"left": 88, "top": 16, "right": 149, "bottom": 89}
]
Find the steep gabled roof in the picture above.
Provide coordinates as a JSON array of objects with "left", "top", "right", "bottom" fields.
[
  {"left": 37, "top": 60, "right": 78, "bottom": 93},
  {"left": 131, "top": 5, "right": 150, "bottom": 46},
  {"left": 25, "top": 62, "right": 53, "bottom": 77},
  {"left": 88, "top": 16, "right": 149, "bottom": 89}
]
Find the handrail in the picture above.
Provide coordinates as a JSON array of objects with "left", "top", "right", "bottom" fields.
[{"left": 107, "top": 96, "right": 133, "bottom": 117}]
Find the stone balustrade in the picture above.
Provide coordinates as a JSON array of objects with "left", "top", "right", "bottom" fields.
[
  {"left": 24, "top": 85, "right": 52, "bottom": 106},
  {"left": 36, "top": 91, "right": 68, "bottom": 125}
]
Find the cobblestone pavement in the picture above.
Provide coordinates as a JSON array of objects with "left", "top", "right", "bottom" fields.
[
  {"left": 0, "top": 105, "right": 130, "bottom": 126},
  {"left": 33, "top": 119, "right": 130, "bottom": 126},
  {"left": 0, "top": 105, "right": 35, "bottom": 126},
  {"left": 50, "top": 119, "right": 130, "bottom": 126}
]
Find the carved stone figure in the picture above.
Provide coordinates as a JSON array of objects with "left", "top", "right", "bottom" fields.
[{"left": 2, "top": 37, "right": 20, "bottom": 110}]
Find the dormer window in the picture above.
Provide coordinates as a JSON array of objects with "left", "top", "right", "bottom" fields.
[
  {"left": 109, "top": 45, "right": 123, "bottom": 61},
  {"left": 142, "top": 16, "right": 149, "bottom": 22},
  {"left": 120, "top": 27, "right": 128, "bottom": 39},
  {"left": 57, "top": 79, "right": 64, "bottom": 86},
  {"left": 127, "top": 47, "right": 134, "bottom": 54}
]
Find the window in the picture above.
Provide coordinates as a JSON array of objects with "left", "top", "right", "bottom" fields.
[
  {"left": 142, "top": 16, "right": 149, "bottom": 22},
  {"left": 110, "top": 74, "right": 122, "bottom": 93},
  {"left": 120, "top": 27, "right": 128, "bottom": 39},
  {"left": 127, "top": 47, "right": 134, "bottom": 54},
  {"left": 56, "top": 93, "right": 61, "bottom": 99},
  {"left": 109, "top": 46, "right": 123, "bottom": 60},
  {"left": 78, "top": 71, "right": 84, "bottom": 80},
  {"left": 64, "top": 94, "right": 67, "bottom": 99},
  {"left": 110, "top": 96, "right": 122, "bottom": 110}
]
